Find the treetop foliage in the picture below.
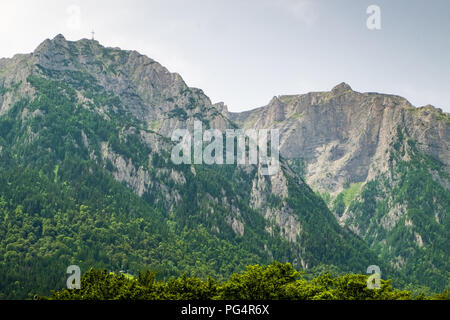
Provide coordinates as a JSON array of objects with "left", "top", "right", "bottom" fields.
[{"left": 41, "top": 262, "right": 448, "bottom": 300}]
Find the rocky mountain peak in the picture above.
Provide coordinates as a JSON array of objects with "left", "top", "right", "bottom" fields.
[
  {"left": 35, "top": 34, "right": 69, "bottom": 53},
  {"left": 331, "top": 82, "right": 352, "bottom": 94},
  {"left": 2, "top": 34, "right": 229, "bottom": 135},
  {"left": 53, "top": 33, "right": 67, "bottom": 42},
  {"left": 212, "top": 102, "right": 229, "bottom": 116}
]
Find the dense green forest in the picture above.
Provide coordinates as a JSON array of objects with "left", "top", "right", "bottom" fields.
[
  {"left": 41, "top": 262, "right": 449, "bottom": 300},
  {"left": 0, "top": 161, "right": 273, "bottom": 299}
]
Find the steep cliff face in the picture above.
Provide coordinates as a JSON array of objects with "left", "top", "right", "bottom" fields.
[
  {"left": 230, "top": 82, "right": 449, "bottom": 194},
  {"left": 230, "top": 82, "right": 450, "bottom": 291},
  {"left": 0, "top": 34, "right": 229, "bottom": 134}
]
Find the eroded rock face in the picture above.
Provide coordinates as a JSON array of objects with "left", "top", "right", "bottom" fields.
[
  {"left": 229, "top": 83, "right": 450, "bottom": 195},
  {"left": 27, "top": 34, "right": 229, "bottom": 135},
  {"left": 249, "top": 162, "right": 304, "bottom": 243}
]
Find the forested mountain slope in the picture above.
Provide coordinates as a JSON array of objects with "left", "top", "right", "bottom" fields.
[{"left": 0, "top": 35, "right": 382, "bottom": 299}]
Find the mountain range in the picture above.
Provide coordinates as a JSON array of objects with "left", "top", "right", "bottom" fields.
[{"left": 0, "top": 34, "right": 448, "bottom": 298}]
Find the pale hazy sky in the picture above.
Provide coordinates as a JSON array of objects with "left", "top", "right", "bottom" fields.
[{"left": 1, "top": 0, "right": 449, "bottom": 113}]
